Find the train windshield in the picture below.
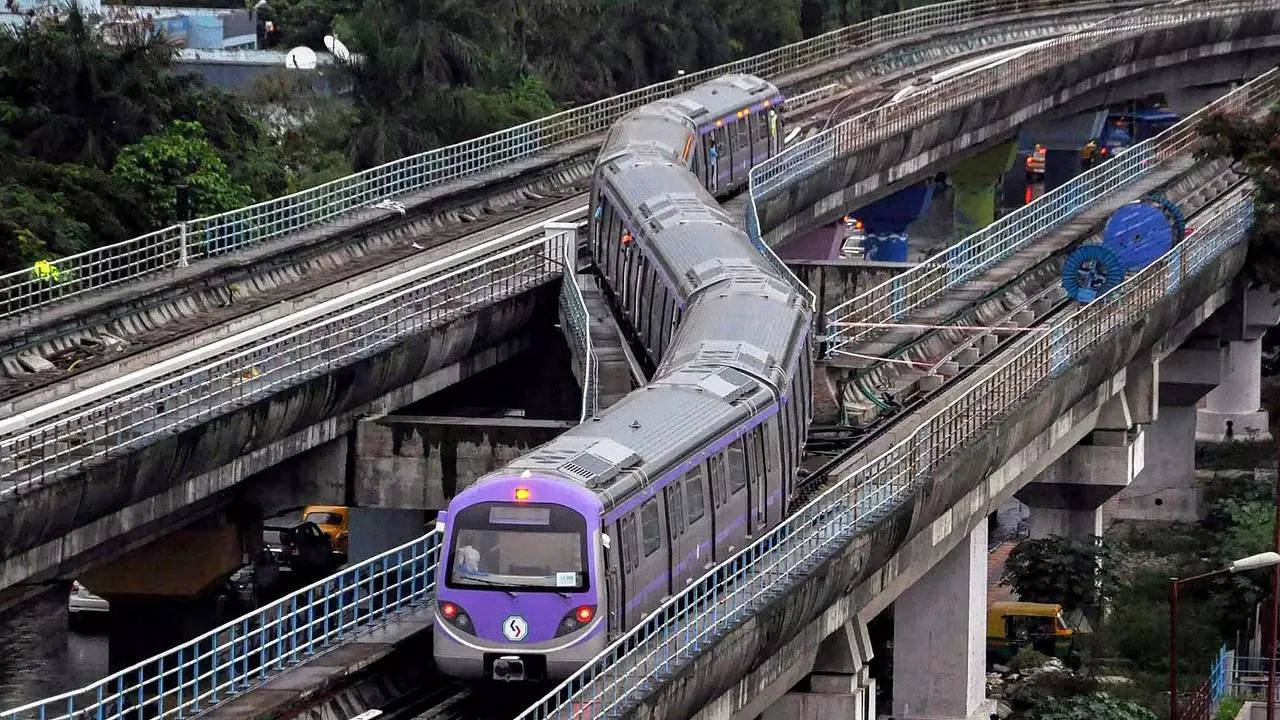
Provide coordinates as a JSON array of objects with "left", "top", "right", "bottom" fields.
[{"left": 447, "top": 501, "right": 589, "bottom": 592}]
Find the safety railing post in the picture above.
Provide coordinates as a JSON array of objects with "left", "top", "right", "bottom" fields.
[{"left": 178, "top": 223, "right": 189, "bottom": 268}]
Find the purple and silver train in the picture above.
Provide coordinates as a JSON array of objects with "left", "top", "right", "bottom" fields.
[{"left": 433, "top": 74, "right": 813, "bottom": 682}]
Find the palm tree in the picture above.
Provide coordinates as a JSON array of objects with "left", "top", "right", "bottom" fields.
[{"left": 0, "top": 4, "right": 176, "bottom": 169}]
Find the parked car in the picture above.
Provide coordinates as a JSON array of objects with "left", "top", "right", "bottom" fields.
[
  {"left": 263, "top": 520, "right": 333, "bottom": 574},
  {"left": 302, "top": 505, "right": 350, "bottom": 558},
  {"left": 68, "top": 580, "right": 108, "bottom": 631}
]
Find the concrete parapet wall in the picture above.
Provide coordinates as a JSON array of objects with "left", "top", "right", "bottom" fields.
[
  {"left": 0, "top": 286, "right": 556, "bottom": 601},
  {"left": 789, "top": 261, "right": 914, "bottom": 333},
  {"left": 758, "top": 11, "right": 1280, "bottom": 245},
  {"left": 353, "top": 415, "right": 573, "bottom": 509},
  {"left": 629, "top": 239, "right": 1246, "bottom": 717}
]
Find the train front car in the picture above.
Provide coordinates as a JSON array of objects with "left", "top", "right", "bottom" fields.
[{"left": 433, "top": 473, "right": 606, "bottom": 682}]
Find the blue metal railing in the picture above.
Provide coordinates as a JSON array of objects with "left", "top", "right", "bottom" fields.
[{"left": 0, "top": 532, "right": 441, "bottom": 720}]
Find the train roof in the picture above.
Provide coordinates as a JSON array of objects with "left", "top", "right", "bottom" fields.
[
  {"left": 502, "top": 365, "right": 772, "bottom": 497},
  {"left": 658, "top": 275, "right": 810, "bottom": 387},
  {"left": 596, "top": 155, "right": 774, "bottom": 299},
  {"left": 665, "top": 74, "right": 781, "bottom": 128},
  {"left": 598, "top": 102, "right": 694, "bottom": 165}
]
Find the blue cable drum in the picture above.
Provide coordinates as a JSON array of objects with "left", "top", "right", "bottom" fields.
[
  {"left": 1061, "top": 196, "right": 1180, "bottom": 303},
  {"left": 1061, "top": 244, "right": 1126, "bottom": 302},
  {"left": 1101, "top": 198, "right": 1179, "bottom": 270}
]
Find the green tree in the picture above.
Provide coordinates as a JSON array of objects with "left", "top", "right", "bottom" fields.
[
  {"left": 1199, "top": 103, "right": 1280, "bottom": 288},
  {"left": 0, "top": 6, "right": 282, "bottom": 271},
  {"left": 1004, "top": 536, "right": 1121, "bottom": 612},
  {"left": 0, "top": 181, "right": 91, "bottom": 268},
  {"left": 112, "top": 121, "right": 253, "bottom": 225}
]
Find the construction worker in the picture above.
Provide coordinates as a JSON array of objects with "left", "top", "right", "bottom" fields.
[
  {"left": 767, "top": 108, "right": 779, "bottom": 154},
  {"left": 707, "top": 137, "right": 719, "bottom": 192}
]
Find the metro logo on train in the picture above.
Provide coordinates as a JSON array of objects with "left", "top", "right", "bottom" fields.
[{"left": 502, "top": 616, "right": 529, "bottom": 642}]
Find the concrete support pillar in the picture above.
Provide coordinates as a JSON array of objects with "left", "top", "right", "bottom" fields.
[
  {"left": 1043, "top": 149, "right": 1079, "bottom": 192},
  {"left": 856, "top": 181, "right": 935, "bottom": 262},
  {"left": 1194, "top": 287, "right": 1280, "bottom": 441},
  {"left": 1198, "top": 339, "right": 1268, "bottom": 441},
  {"left": 81, "top": 512, "right": 259, "bottom": 671},
  {"left": 952, "top": 142, "right": 1018, "bottom": 244},
  {"left": 1106, "top": 343, "right": 1221, "bottom": 521},
  {"left": 1016, "top": 421, "right": 1144, "bottom": 540},
  {"left": 763, "top": 620, "right": 877, "bottom": 720},
  {"left": 1028, "top": 110, "right": 1107, "bottom": 192},
  {"left": 893, "top": 519, "right": 990, "bottom": 720}
]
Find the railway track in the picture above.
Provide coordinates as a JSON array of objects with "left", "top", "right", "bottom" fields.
[{"left": 793, "top": 162, "right": 1250, "bottom": 506}]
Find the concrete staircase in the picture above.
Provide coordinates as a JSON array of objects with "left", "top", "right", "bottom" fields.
[{"left": 576, "top": 272, "right": 637, "bottom": 410}]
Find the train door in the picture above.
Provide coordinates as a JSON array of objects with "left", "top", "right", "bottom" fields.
[
  {"left": 684, "top": 466, "right": 713, "bottom": 585},
  {"left": 633, "top": 497, "right": 670, "bottom": 620},
  {"left": 617, "top": 513, "right": 638, "bottom": 628},
  {"left": 688, "top": 134, "right": 704, "bottom": 180},
  {"left": 646, "top": 280, "right": 667, "bottom": 360},
  {"left": 665, "top": 481, "right": 688, "bottom": 590},
  {"left": 604, "top": 522, "right": 623, "bottom": 637},
  {"left": 750, "top": 113, "right": 770, "bottom": 167},
  {"left": 745, "top": 427, "right": 767, "bottom": 535},
  {"left": 668, "top": 467, "right": 709, "bottom": 589},
  {"left": 732, "top": 118, "right": 752, "bottom": 186},
  {"left": 712, "top": 445, "right": 749, "bottom": 562},
  {"left": 707, "top": 127, "right": 730, "bottom": 194},
  {"left": 763, "top": 417, "right": 784, "bottom": 527}
]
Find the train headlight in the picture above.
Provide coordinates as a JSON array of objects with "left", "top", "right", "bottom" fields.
[
  {"left": 555, "top": 605, "right": 598, "bottom": 637},
  {"left": 438, "top": 601, "right": 473, "bottom": 632}
]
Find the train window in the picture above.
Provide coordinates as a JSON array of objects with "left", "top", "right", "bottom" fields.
[
  {"left": 667, "top": 484, "right": 685, "bottom": 536},
  {"left": 727, "top": 437, "right": 747, "bottom": 493},
  {"left": 755, "top": 113, "right": 769, "bottom": 141},
  {"left": 446, "top": 502, "right": 588, "bottom": 592},
  {"left": 640, "top": 499, "right": 661, "bottom": 556},
  {"left": 684, "top": 467, "right": 706, "bottom": 523}
]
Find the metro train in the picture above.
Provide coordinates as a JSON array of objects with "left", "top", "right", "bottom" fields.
[{"left": 432, "top": 74, "right": 813, "bottom": 682}]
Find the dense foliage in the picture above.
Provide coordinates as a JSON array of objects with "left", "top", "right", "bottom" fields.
[
  {"left": 1004, "top": 536, "right": 1122, "bottom": 612},
  {"left": 1025, "top": 692, "right": 1158, "bottom": 720},
  {"left": 1199, "top": 103, "right": 1280, "bottom": 288},
  {"left": 0, "top": 8, "right": 282, "bottom": 271}
]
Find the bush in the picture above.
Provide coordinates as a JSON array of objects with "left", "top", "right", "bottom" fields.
[
  {"left": 1196, "top": 440, "right": 1276, "bottom": 471},
  {"left": 1008, "top": 648, "right": 1052, "bottom": 674},
  {"left": 1025, "top": 692, "right": 1157, "bottom": 720},
  {"left": 1217, "top": 697, "right": 1244, "bottom": 720}
]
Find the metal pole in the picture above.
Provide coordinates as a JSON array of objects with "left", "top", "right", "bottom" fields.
[
  {"left": 1170, "top": 578, "right": 1179, "bottom": 720},
  {"left": 1268, "top": 453, "right": 1280, "bottom": 720}
]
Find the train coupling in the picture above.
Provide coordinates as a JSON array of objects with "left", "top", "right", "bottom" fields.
[{"left": 493, "top": 655, "right": 527, "bottom": 682}]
